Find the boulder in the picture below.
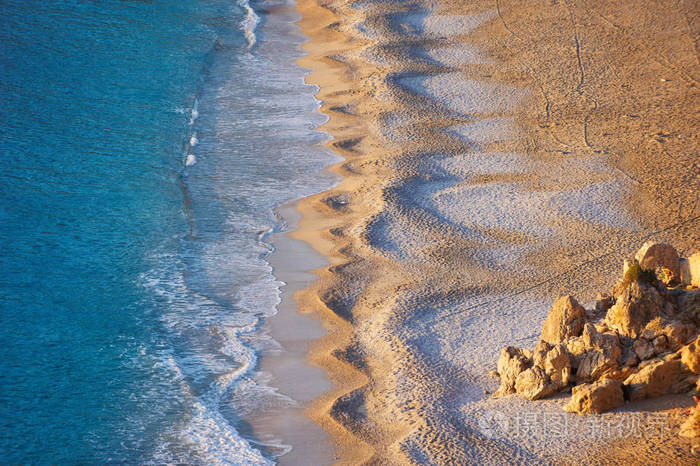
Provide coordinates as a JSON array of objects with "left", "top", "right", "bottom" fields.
[
  {"left": 633, "top": 338, "right": 654, "bottom": 361},
  {"left": 577, "top": 349, "right": 619, "bottom": 382},
  {"left": 541, "top": 296, "right": 586, "bottom": 345},
  {"left": 564, "top": 379, "right": 624, "bottom": 414},
  {"left": 494, "top": 346, "right": 532, "bottom": 396},
  {"left": 606, "top": 281, "right": 663, "bottom": 338},
  {"left": 663, "top": 320, "right": 694, "bottom": 350},
  {"left": 635, "top": 242, "right": 680, "bottom": 279},
  {"left": 652, "top": 335, "right": 668, "bottom": 355},
  {"left": 680, "top": 252, "right": 700, "bottom": 287},
  {"left": 623, "top": 358, "right": 697, "bottom": 401},
  {"left": 572, "top": 324, "right": 622, "bottom": 382},
  {"left": 581, "top": 323, "right": 621, "bottom": 354},
  {"left": 682, "top": 336, "right": 700, "bottom": 374},
  {"left": 515, "top": 366, "right": 557, "bottom": 401}
]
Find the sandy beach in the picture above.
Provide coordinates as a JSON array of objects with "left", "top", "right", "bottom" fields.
[{"left": 290, "top": 0, "right": 699, "bottom": 463}]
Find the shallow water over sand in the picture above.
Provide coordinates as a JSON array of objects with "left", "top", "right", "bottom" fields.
[{"left": 0, "top": 0, "right": 336, "bottom": 462}]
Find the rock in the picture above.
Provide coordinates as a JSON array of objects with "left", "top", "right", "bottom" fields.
[
  {"left": 602, "top": 366, "right": 636, "bottom": 382},
  {"left": 680, "top": 252, "right": 700, "bottom": 287},
  {"left": 581, "top": 323, "right": 620, "bottom": 351},
  {"left": 691, "top": 252, "right": 700, "bottom": 286},
  {"left": 612, "top": 280, "right": 628, "bottom": 300},
  {"left": 606, "top": 281, "right": 663, "bottom": 338},
  {"left": 623, "top": 358, "right": 697, "bottom": 401},
  {"left": 620, "top": 346, "right": 639, "bottom": 367},
  {"left": 594, "top": 321, "right": 612, "bottom": 334},
  {"left": 577, "top": 349, "right": 619, "bottom": 382},
  {"left": 564, "top": 379, "right": 624, "bottom": 414},
  {"left": 635, "top": 242, "right": 680, "bottom": 279},
  {"left": 677, "top": 289, "right": 700, "bottom": 317},
  {"left": 680, "top": 408, "right": 700, "bottom": 439},
  {"left": 633, "top": 338, "right": 655, "bottom": 361},
  {"left": 652, "top": 335, "right": 668, "bottom": 355},
  {"left": 663, "top": 320, "right": 694, "bottom": 350},
  {"left": 564, "top": 335, "right": 586, "bottom": 355},
  {"left": 488, "top": 370, "right": 500, "bottom": 379},
  {"left": 595, "top": 292, "right": 615, "bottom": 314},
  {"left": 541, "top": 296, "right": 586, "bottom": 345},
  {"left": 494, "top": 346, "right": 532, "bottom": 396},
  {"left": 680, "top": 258, "right": 691, "bottom": 285},
  {"left": 682, "top": 337, "right": 700, "bottom": 374},
  {"left": 543, "top": 344, "right": 572, "bottom": 387},
  {"left": 623, "top": 259, "right": 634, "bottom": 277},
  {"left": 532, "top": 340, "right": 552, "bottom": 367},
  {"left": 515, "top": 366, "right": 557, "bottom": 401}
]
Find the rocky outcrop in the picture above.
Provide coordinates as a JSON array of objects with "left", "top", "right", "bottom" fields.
[
  {"left": 494, "top": 346, "right": 532, "bottom": 396},
  {"left": 623, "top": 357, "right": 697, "bottom": 401},
  {"left": 541, "top": 296, "right": 586, "bottom": 345},
  {"left": 678, "top": 289, "right": 700, "bottom": 317},
  {"left": 492, "top": 243, "right": 700, "bottom": 424},
  {"left": 635, "top": 241, "right": 681, "bottom": 280},
  {"left": 515, "top": 366, "right": 557, "bottom": 401},
  {"left": 605, "top": 281, "right": 663, "bottom": 338},
  {"left": 683, "top": 336, "right": 700, "bottom": 374},
  {"left": 564, "top": 379, "right": 624, "bottom": 414},
  {"left": 680, "top": 252, "right": 700, "bottom": 287}
]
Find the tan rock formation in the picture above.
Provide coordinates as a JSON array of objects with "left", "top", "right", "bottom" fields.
[
  {"left": 635, "top": 242, "right": 681, "bottom": 279},
  {"left": 541, "top": 296, "right": 586, "bottom": 345},
  {"left": 494, "top": 346, "right": 532, "bottom": 396},
  {"left": 682, "top": 336, "right": 700, "bottom": 374},
  {"left": 606, "top": 281, "right": 663, "bottom": 338},
  {"left": 564, "top": 379, "right": 624, "bottom": 414},
  {"left": 623, "top": 358, "right": 697, "bottom": 402},
  {"left": 515, "top": 366, "right": 557, "bottom": 401}
]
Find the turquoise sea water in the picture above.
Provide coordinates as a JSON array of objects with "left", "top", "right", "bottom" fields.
[{"left": 0, "top": 0, "right": 334, "bottom": 462}]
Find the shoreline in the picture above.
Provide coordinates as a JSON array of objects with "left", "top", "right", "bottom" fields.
[
  {"left": 294, "top": 0, "right": 699, "bottom": 463},
  {"left": 252, "top": 201, "right": 336, "bottom": 465}
]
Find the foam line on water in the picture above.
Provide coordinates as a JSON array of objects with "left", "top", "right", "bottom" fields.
[{"left": 238, "top": 0, "right": 260, "bottom": 49}]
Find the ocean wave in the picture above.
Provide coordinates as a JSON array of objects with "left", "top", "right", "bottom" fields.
[
  {"left": 238, "top": 0, "right": 259, "bottom": 49},
  {"left": 137, "top": 257, "right": 290, "bottom": 464}
]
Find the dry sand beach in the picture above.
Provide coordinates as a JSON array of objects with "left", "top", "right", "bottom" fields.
[{"left": 287, "top": 0, "right": 699, "bottom": 463}]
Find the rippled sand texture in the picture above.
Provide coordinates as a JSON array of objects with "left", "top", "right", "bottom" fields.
[{"left": 295, "top": 0, "right": 699, "bottom": 463}]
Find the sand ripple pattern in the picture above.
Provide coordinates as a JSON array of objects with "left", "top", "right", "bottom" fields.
[{"left": 298, "top": 0, "right": 700, "bottom": 463}]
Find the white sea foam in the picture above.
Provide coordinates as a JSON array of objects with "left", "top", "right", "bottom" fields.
[
  {"left": 128, "top": 2, "right": 340, "bottom": 461},
  {"left": 138, "top": 261, "right": 286, "bottom": 464},
  {"left": 238, "top": 0, "right": 259, "bottom": 49},
  {"left": 190, "top": 99, "right": 199, "bottom": 125}
]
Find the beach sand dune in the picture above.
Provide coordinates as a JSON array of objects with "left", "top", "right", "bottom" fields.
[{"left": 295, "top": 0, "right": 699, "bottom": 463}]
